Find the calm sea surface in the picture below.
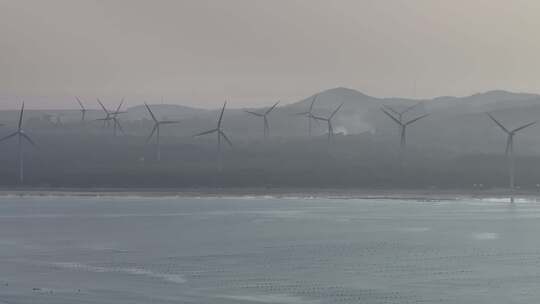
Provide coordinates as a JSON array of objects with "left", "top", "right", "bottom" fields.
[{"left": 0, "top": 195, "right": 539, "bottom": 303}]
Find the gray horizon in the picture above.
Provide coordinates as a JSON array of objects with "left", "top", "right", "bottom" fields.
[{"left": 2, "top": 0, "right": 540, "bottom": 109}]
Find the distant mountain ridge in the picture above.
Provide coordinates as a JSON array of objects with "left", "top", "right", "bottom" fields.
[{"left": 2, "top": 87, "right": 540, "bottom": 142}]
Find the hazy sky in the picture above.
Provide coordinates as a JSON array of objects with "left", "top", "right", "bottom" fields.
[{"left": 2, "top": 0, "right": 540, "bottom": 109}]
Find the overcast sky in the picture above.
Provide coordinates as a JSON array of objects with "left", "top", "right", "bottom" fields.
[{"left": 2, "top": 0, "right": 540, "bottom": 109}]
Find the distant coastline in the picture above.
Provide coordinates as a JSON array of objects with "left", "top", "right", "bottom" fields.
[{"left": 0, "top": 187, "right": 538, "bottom": 201}]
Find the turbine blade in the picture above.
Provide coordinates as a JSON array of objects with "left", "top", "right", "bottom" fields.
[
  {"left": 265, "top": 101, "right": 280, "bottom": 115},
  {"left": 220, "top": 131, "right": 233, "bottom": 147},
  {"left": 21, "top": 133, "right": 37, "bottom": 148},
  {"left": 0, "top": 132, "right": 18, "bottom": 143},
  {"left": 18, "top": 102, "right": 24, "bottom": 130},
  {"left": 245, "top": 110, "right": 263, "bottom": 117},
  {"left": 487, "top": 113, "right": 509, "bottom": 133},
  {"left": 115, "top": 98, "right": 124, "bottom": 114},
  {"left": 311, "top": 115, "right": 327, "bottom": 121},
  {"left": 97, "top": 98, "right": 109, "bottom": 114},
  {"left": 381, "top": 108, "right": 402, "bottom": 126},
  {"left": 146, "top": 125, "right": 158, "bottom": 143},
  {"left": 76, "top": 97, "right": 85, "bottom": 110},
  {"left": 405, "top": 113, "right": 429, "bottom": 126},
  {"left": 512, "top": 121, "right": 537, "bottom": 133},
  {"left": 384, "top": 105, "right": 400, "bottom": 116},
  {"left": 218, "top": 101, "right": 226, "bottom": 126},
  {"left": 194, "top": 128, "right": 218, "bottom": 137},
  {"left": 330, "top": 102, "right": 344, "bottom": 119},
  {"left": 144, "top": 103, "right": 158, "bottom": 123},
  {"left": 311, "top": 114, "right": 321, "bottom": 126},
  {"left": 309, "top": 95, "right": 318, "bottom": 112},
  {"left": 403, "top": 101, "right": 422, "bottom": 114}
]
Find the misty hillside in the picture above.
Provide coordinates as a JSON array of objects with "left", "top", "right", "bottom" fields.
[
  {"left": 2, "top": 87, "right": 540, "bottom": 152},
  {"left": 2, "top": 87, "right": 540, "bottom": 136},
  {"left": 2, "top": 87, "right": 540, "bottom": 188}
]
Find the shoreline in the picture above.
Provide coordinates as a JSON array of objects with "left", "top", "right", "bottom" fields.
[{"left": 0, "top": 187, "right": 539, "bottom": 201}]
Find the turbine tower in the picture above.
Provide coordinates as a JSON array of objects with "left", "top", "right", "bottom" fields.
[
  {"left": 76, "top": 97, "right": 87, "bottom": 122},
  {"left": 0, "top": 103, "right": 37, "bottom": 183},
  {"left": 295, "top": 95, "right": 318, "bottom": 136},
  {"left": 312, "top": 102, "right": 344, "bottom": 143},
  {"left": 245, "top": 101, "right": 279, "bottom": 139},
  {"left": 145, "top": 103, "right": 180, "bottom": 161},
  {"left": 381, "top": 107, "right": 428, "bottom": 161},
  {"left": 487, "top": 113, "right": 536, "bottom": 202}
]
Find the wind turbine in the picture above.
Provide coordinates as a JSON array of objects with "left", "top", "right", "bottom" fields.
[
  {"left": 312, "top": 102, "right": 344, "bottom": 143},
  {"left": 76, "top": 97, "right": 88, "bottom": 122},
  {"left": 245, "top": 101, "right": 279, "bottom": 139},
  {"left": 295, "top": 95, "right": 318, "bottom": 136},
  {"left": 381, "top": 107, "right": 428, "bottom": 161},
  {"left": 110, "top": 99, "right": 127, "bottom": 136},
  {"left": 194, "top": 102, "right": 232, "bottom": 151},
  {"left": 96, "top": 98, "right": 126, "bottom": 136},
  {"left": 0, "top": 103, "right": 37, "bottom": 183},
  {"left": 145, "top": 103, "right": 180, "bottom": 161},
  {"left": 487, "top": 113, "right": 536, "bottom": 202},
  {"left": 96, "top": 98, "right": 112, "bottom": 126}
]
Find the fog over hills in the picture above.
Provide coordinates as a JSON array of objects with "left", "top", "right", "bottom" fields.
[{"left": 1, "top": 87, "right": 540, "bottom": 188}]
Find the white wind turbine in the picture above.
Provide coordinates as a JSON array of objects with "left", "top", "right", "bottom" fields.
[
  {"left": 295, "top": 95, "right": 318, "bottom": 137},
  {"left": 145, "top": 103, "right": 180, "bottom": 161},
  {"left": 487, "top": 113, "right": 536, "bottom": 202},
  {"left": 96, "top": 98, "right": 126, "bottom": 136},
  {"left": 0, "top": 103, "right": 37, "bottom": 183},
  {"left": 245, "top": 101, "right": 279, "bottom": 139},
  {"left": 381, "top": 107, "right": 428, "bottom": 162},
  {"left": 76, "top": 97, "right": 88, "bottom": 122},
  {"left": 194, "top": 102, "right": 232, "bottom": 170},
  {"left": 194, "top": 102, "right": 232, "bottom": 152},
  {"left": 312, "top": 102, "right": 344, "bottom": 143}
]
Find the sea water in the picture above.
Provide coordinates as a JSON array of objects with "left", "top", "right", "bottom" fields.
[{"left": 0, "top": 195, "right": 539, "bottom": 303}]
